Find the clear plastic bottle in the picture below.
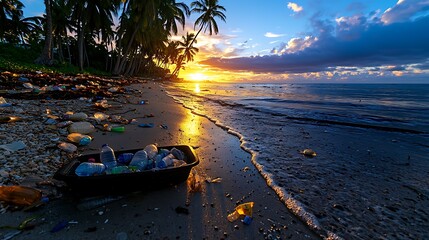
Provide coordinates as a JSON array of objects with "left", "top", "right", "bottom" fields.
[
  {"left": 129, "top": 150, "right": 149, "bottom": 171},
  {"left": 0, "top": 185, "right": 42, "bottom": 206},
  {"left": 144, "top": 144, "right": 158, "bottom": 159},
  {"left": 117, "top": 153, "right": 134, "bottom": 165},
  {"left": 160, "top": 154, "right": 175, "bottom": 168},
  {"left": 100, "top": 144, "right": 117, "bottom": 173},
  {"left": 75, "top": 162, "right": 106, "bottom": 176}
]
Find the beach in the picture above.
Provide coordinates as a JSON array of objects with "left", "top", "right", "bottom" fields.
[
  {"left": 0, "top": 81, "right": 319, "bottom": 239},
  {"left": 164, "top": 82, "right": 429, "bottom": 240}
]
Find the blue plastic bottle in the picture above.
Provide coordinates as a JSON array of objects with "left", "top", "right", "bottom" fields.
[
  {"left": 100, "top": 144, "right": 117, "bottom": 173},
  {"left": 129, "top": 150, "right": 149, "bottom": 171},
  {"left": 75, "top": 162, "right": 106, "bottom": 176}
]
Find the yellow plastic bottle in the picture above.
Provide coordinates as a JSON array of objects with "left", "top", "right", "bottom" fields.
[{"left": 227, "top": 202, "right": 254, "bottom": 222}]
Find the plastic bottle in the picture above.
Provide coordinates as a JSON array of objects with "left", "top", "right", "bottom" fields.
[
  {"left": 79, "top": 136, "right": 92, "bottom": 146},
  {"left": 100, "top": 144, "right": 117, "bottom": 173},
  {"left": 67, "top": 133, "right": 92, "bottom": 146},
  {"left": 0, "top": 185, "right": 42, "bottom": 206},
  {"left": 159, "top": 154, "right": 175, "bottom": 168},
  {"left": 129, "top": 150, "right": 149, "bottom": 171},
  {"left": 227, "top": 202, "right": 255, "bottom": 222},
  {"left": 170, "top": 147, "right": 185, "bottom": 160},
  {"left": 110, "top": 166, "right": 131, "bottom": 174},
  {"left": 144, "top": 144, "right": 158, "bottom": 159},
  {"left": 110, "top": 126, "right": 125, "bottom": 132},
  {"left": 117, "top": 153, "right": 134, "bottom": 165},
  {"left": 58, "top": 142, "right": 78, "bottom": 153},
  {"left": 75, "top": 162, "right": 106, "bottom": 176},
  {"left": 227, "top": 210, "right": 241, "bottom": 222}
]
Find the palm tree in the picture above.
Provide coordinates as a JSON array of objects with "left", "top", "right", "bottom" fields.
[
  {"left": 67, "top": 0, "right": 119, "bottom": 70},
  {"left": 7, "top": 14, "right": 42, "bottom": 44},
  {"left": 191, "top": 0, "right": 226, "bottom": 41},
  {"left": 160, "top": 0, "right": 190, "bottom": 35},
  {"left": 172, "top": 32, "right": 199, "bottom": 76},
  {"left": 112, "top": 0, "right": 190, "bottom": 76},
  {"left": 51, "top": 0, "right": 74, "bottom": 63},
  {"left": 172, "top": 0, "right": 226, "bottom": 77},
  {"left": 0, "top": 0, "right": 24, "bottom": 42},
  {"left": 35, "top": 0, "right": 53, "bottom": 65}
]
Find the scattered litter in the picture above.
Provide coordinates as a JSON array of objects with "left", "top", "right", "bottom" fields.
[
  {"left": 93, "top": 112, "right": 109, "bottom": 122},
  {"left": 94, "top": 100, "right": 111, "bottom": 109},
  {"left": 77, "top": 196, "right": 124, "bottom": 211},
  {"left": 0, "top": 97, "right": 12, "bottom": 107},
  {"left": 50, "top": 220, "right": 69, "bottom": 233},
  {"left": 300, "top": 149, "right": 317, "bottom": 157},
  {"left": 242, "top": 166, "right": 250, "bottom": 172},
  {"left": 2, "top": 230, "right": 22, "bottom": 240},
  {"left": 242, "top": 215, "right": 253, "bottom": 225},
  {"left": 104, "top": 219, "right": 109, "bottom": 224},
  {"left": 206, "top": 177, "right": 222, "bottom": 183},
  {"left": 227, "top": 202, "right": 254, "bottom": 223},
  {"left": 57, "top": 142, "right": 77, "bottom": 153},
  {"left": 108, "top": 87, "right": 119, "bottom": 93},
  {"left": 138, "top": 123, "right": 154, "bottom": 128},
  {"left": 187, "top": 169, "right": 203, "bottom": 193},
  {"left": 0, "top": 116, "right": 22, "bottom": 123},
  {"left": 160, "top": 124, "right": 168, "bottom": 129},
  {"left": 67, "top": 133, "right": 92, "bottom": 146},
  {"left": 110, "top": 126, "right": 125, "bottom": 132},
  {"left": 139, "top": 100, "right": 148, "bottom": 104},
  {"left": 0, "top": 141, "right": 26, "bottom": 152}
]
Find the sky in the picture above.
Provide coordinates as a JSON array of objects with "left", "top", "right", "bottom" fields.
[{"left": 23, "top": 0, "right": 429, "bottom": 83}]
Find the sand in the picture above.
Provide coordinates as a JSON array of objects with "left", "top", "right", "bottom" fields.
[{"left": 0, "top": 81, "right": 319, "bottom": 239}]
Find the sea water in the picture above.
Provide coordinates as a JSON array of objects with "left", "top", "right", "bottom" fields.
[{"left": 164, "top": 82, "right": 429, "bottom": 239}]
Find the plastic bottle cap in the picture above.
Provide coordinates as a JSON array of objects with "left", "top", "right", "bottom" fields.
[{"left": 243, "top": 216, "right": 253, "bottom": 225}]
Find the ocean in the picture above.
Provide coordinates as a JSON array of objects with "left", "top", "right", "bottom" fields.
[{"left": 164, "top": 82, "right": 429, "bottom": 239}]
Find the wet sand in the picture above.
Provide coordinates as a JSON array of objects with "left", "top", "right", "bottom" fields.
[{"left": 0, "top": 82, "right": 319, "bottom": 239}]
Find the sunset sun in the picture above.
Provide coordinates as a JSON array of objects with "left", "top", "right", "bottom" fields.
[{"left": 188, "top": 73, "right": 208, "bottom": 81}]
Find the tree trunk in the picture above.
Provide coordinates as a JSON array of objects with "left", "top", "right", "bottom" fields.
[
  {"left": 58, "top": 37, "right": 64, "bottom": 63},
  {"left": 35, "top": 0, "right": 53, "bottom": 65},
  {"left": 66, "top": 37, "right": 72, "bottom": 64},
  {"left": 78, "top": 20, "right": 85, "bottom": 71},
  {"left": 114, "top": 27, "right": 138, "bottom": 75}
]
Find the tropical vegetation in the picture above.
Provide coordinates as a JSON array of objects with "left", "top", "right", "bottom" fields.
[{"left": 0, "top": 0, "right": 226, "bottom": 79}]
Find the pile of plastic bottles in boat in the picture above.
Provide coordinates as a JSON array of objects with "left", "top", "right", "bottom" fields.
[{"left": 75, "top": 144, "right": 187, "bottom": 176}]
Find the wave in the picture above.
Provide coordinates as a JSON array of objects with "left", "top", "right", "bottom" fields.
[{"left": 164, "top": 86, "right": 342, "bottom": 239}]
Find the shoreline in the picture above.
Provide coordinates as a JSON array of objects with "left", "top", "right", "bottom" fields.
[{"left": 0, "top": 81, "right": 320, "bottom": 239}]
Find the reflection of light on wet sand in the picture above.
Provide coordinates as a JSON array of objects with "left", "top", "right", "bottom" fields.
[
  {"left": 180, "top": 112, "right": 201, "bottom": 141},
  {"left": 194, "top": 83, "right": 200, "bottom": 93}
]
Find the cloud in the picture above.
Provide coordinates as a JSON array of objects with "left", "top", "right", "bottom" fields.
[
  {"left": 272, "top": 36, "right": 317, "bottom": 54},
  {"left": 264, "top": 32, "right": 285, "bottom": 38},
  {"left": 381, "top": 0, "right": 429, "bottom": 24},
  {"left": 201, "top": 15, "right": 429, "bottom": 74},
  {"left": 287, "top": 2, "right": 303, "bottom": 13},
  {"left": 346, "top": 2, "right": 367, "bottom": 12}
]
